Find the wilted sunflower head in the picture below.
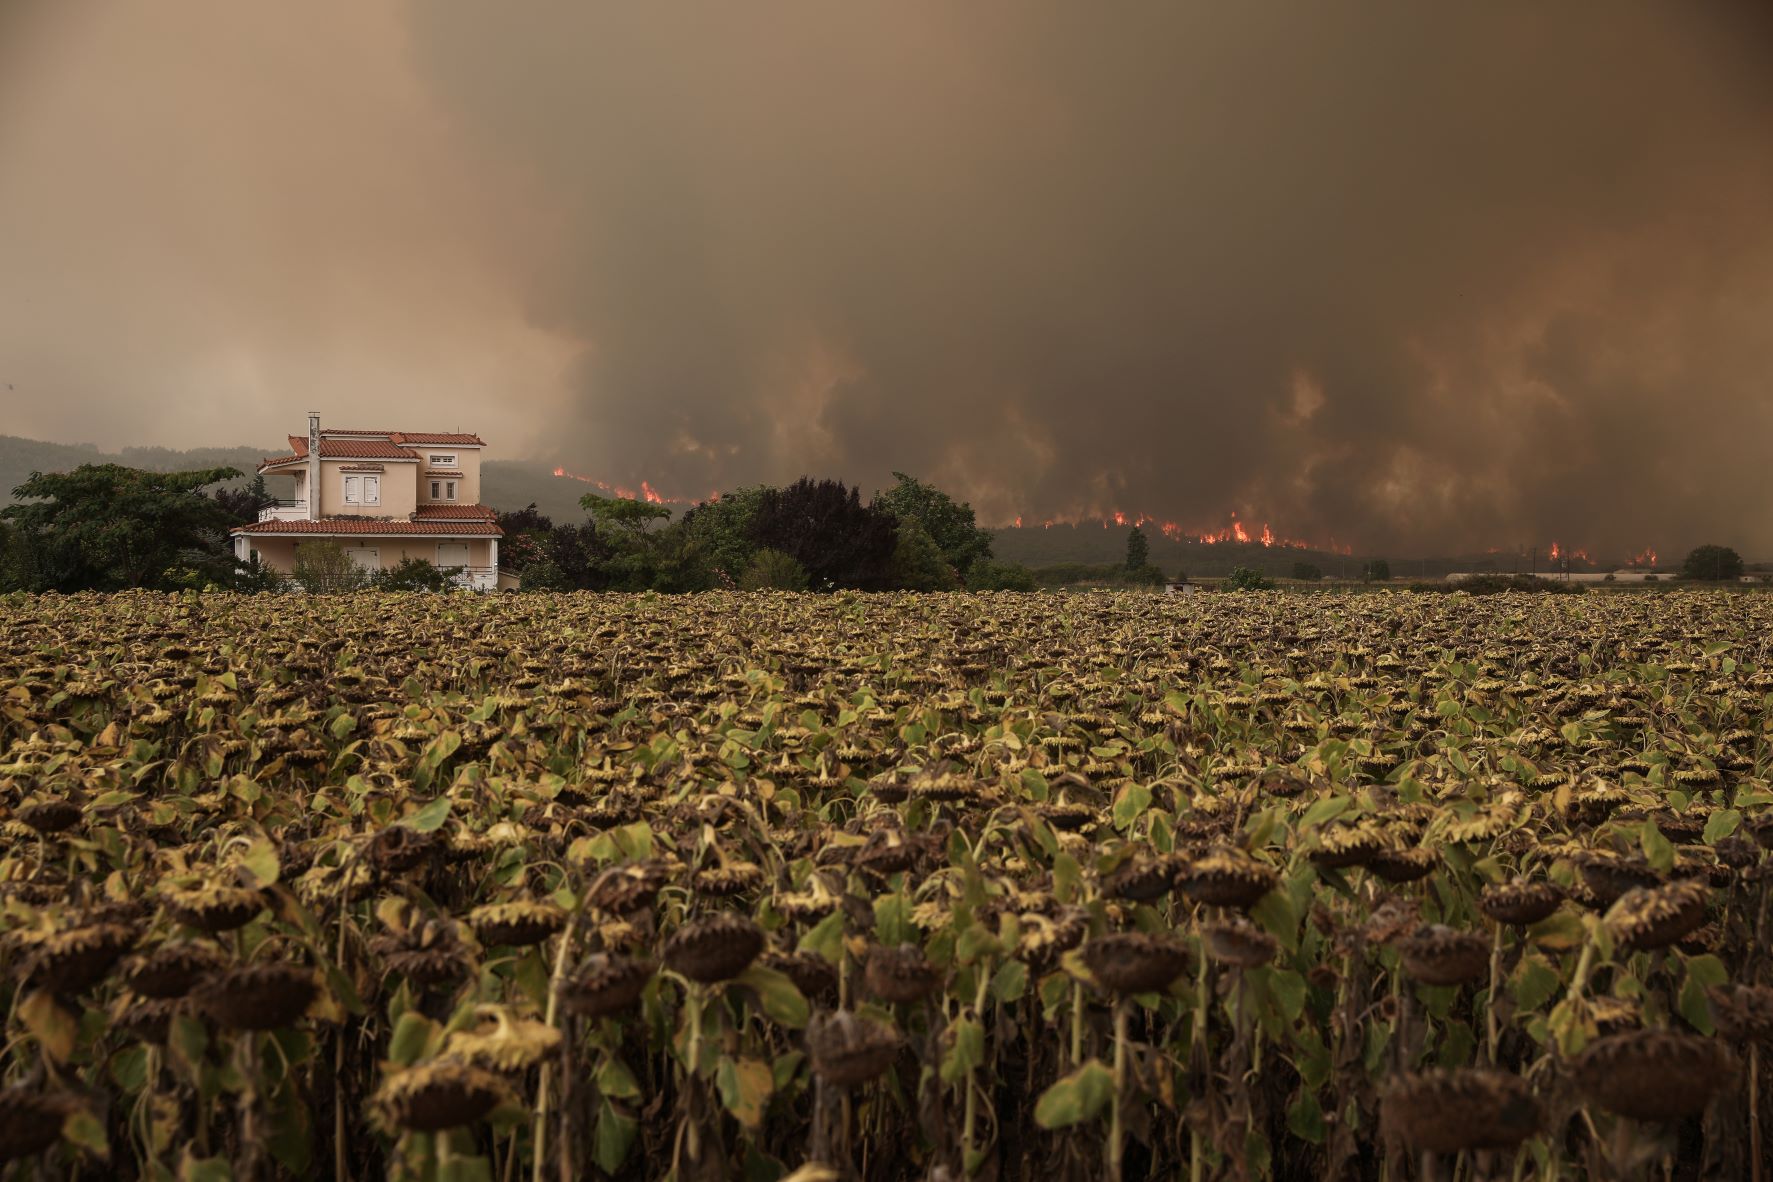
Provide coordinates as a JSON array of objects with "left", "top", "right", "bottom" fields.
[
  {"left": 0, "top": 1087, "right": 83, "bottom": 1164},
  {"left": 13, "top": 921, "right": 135, "bottom": 994},
  {"left": 663, "top": 913, "right": 764, "bottom": 984},
  {"left": 1604, "top": 879, "right": 1709, "bottom": 952},
  {"left": 444, "top": 1009, "right": 563, "bottom": 1074},
  {"left": 807, "top": 1010, "right": 902, "bottom": 1088},
  {"left": 372, "top": 1058, "right": 512, "bottom": 1133},
  {"left": 1381, "top": 1069, "right": 1541, "bottom": 1155},
  {"left": 160, "top": 880, "right": 265, "bottom": 934},
  {"left": 468, "top": 899, "right": 567, "bottom": 948},
  {"left": 1081, "top": 931, "right": 1190, "bottom": 996},
  {"left": 1572, "top": 1030, "right": 1736, "bottom": 1121},
  {"left": 121, "top": 940, "right": 227, "bottom": 999}
]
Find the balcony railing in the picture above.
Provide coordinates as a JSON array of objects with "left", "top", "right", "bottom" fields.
[
  {"left": 444, "top": 565, "right": 500, "bottom": 592},
  {"left": 257, "top": 500, "right": 309, "bottom": 522}
]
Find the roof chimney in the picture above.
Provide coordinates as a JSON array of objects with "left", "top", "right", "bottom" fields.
[{"left": 307, "top": 412, "right": 321, "bottom": 520}]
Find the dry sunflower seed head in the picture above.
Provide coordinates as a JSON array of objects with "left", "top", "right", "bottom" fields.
[
  {"left": 1572, "top": 1030, "right": 1736, "bottom": 1121},
  {"left": 468, "top": 900, "right": 567, "bottom": 948},
  {"left": 1604, "top": 879, "right": 1709, "bottom": 952},
  {"left": 0, "top": 1088, "right": 82, "bottom": 1164},
  {"left": 807, "top": 1009, "right": 902, "bottom": 1087},
  {"left": 1397, "top": 925, "right": 1489, "bottom": 986},
  {"left": 863, "top": 943, "right": 943, "bottom": 1004},
  {"left": 121, "top": 940, "right": 226, "bottom": 999},
  {"left": 162, "top": 882, "right": 265, "bottom": 933},
  {"left": 445, "top": 1011, "right": 563, "bottom": 1073},
  {"left": 194, "top": 963, "right": 320, "bottom": 1030},
  {"left": 1081, "top": 931, "right": 1190, "bottom": 995},
  {"left": 664, "top": 913, "right": 764, "bottom": 983},
  {"left": 559, "top": 954, "right": 655, "bottom": 1019},
  {"left": 372, "top": 1059, "right": 512, "bottom": 1133},
  {"left": 1381, "top": 1069, "right": 1541, "bottom": 1154}
]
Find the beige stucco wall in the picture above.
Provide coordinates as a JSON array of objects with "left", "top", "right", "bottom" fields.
[
  {"left": 243, "top": 536, "right": 495, "bottom": 574},
  {"left": 416, "top": 446, "right": 482, "bottom": 506},
  {"left": 314, "top": 459, "right": 420, "bottom": 517}
]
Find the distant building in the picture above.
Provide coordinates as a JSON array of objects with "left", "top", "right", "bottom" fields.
[
  {"left": 1164, "top": 579, "right": 1198, "bottom": 595},
  {"left": 230, "top": 413, "right": 502, "bottom": 590}
]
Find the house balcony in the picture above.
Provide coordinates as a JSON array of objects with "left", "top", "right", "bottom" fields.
[{"left": 257, "top": 499, "right": 310, "bottom": 522}]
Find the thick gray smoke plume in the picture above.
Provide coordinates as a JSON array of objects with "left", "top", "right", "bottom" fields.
[{"left": 4, "top": 2, "right": 1772, "bottom": 555}]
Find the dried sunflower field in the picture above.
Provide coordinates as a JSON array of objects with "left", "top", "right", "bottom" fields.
[{"left": 4, "top": 589, "right": 1773, "bottom": 1182}]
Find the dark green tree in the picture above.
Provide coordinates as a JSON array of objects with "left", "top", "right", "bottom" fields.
[
  {"left": 1363, "top": 559, "right": 1391, "bottom": 583},
  {"left": 579, "top": 493, "right": 672, "bottom": 590},
  {"left": 1125, "top": 526, "right": 1149, "bottom": 571},
  {"left": 213, "top": 473, "right": 274, "bottom": 525},
  {"left": 3, "top": 463, "right": 241, "bottom": 591},
  {"left": 669, "top": 486, "right": 769, "bottom": 589},
  {"left": 890, "top": 520, "right": 960, "bottom": 590},
  {"left": 1224, "top": 566, "right": 1275, "bottom": 591},
  {"left": 1292, "top": 562, "right": 1323, "bottom": 581},
  {"left": 965, "top": 560, "right": 1037, "bottom": 591},
  {"left": 1679, "top": 544, "right": 1744, "bottom": 582},
  {"left": 748, "top": 478, "right": 899, "bottom": 590},
  {"left": 874, "top": 473, "right": 992, "bottom": 575},
  {"left": 580, "top": 492, "right": 672, "bottom": 535}
]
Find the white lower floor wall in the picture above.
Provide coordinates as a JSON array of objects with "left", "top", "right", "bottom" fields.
[{"left": 233, "top": 535, "right": 499, "bottom": 590}]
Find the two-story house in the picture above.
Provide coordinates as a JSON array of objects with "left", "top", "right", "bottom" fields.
[{"left": 230, "top": 413, "right": 503, "bottom": 590}]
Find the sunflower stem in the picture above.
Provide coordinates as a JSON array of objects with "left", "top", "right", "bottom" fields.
[
  {"left": 531, "top": 906, "right": 581, "bottom": 1182},
  {"left": 1486, "top": 925, "right": 1505, "bottom": 1066},
  {"left": 1109, "top": 997, "right": 1129, "bottom": 1182},
  {"left": 1752, "top": 1042, "right": 1763, "bottom": 1182}
]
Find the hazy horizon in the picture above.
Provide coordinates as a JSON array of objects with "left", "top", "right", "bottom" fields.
[{"left": 3, "top": 3, "right": 1771, "bottom": 555}]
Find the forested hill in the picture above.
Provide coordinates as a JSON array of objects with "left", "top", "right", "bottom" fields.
[{"left": 0, "top": 435, "right": 590, "bottom": 521}]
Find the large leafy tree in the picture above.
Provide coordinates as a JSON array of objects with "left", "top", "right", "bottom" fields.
[
  {"left": 3, "top": 464, "right": 241, "bottom": 591},
  {"left": 748, "top": 477, "right": 900, "bottom": 590},
  {"left": 1679, "top": 544, "right": 1744, "bottom": 582},
  {"left": 671, "top": 486, "right": 768, "bottom": 589},
  {"left": 874, "top": 472, "right": 992, "bottom": 574}
]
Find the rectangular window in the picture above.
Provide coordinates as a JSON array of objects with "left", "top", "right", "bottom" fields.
[
  {"left": 343, "top": 475, "right": 359, "bottom": 504},
  {"left": 446, "top": 481, "right": 457, "bottom": 500},
  {"left": 430, "top": 481, "right": 441, "bottom": 499},
  {"left": 362, "top": 475, "right": 379, "bottom": 505},
  {"left": 429, "top": 454, "right": 457, "bottom": 467}
]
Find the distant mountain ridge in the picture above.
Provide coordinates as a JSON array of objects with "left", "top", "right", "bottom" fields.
[{"left": 0, "top": 435, "right": 592, "bottom": 522}]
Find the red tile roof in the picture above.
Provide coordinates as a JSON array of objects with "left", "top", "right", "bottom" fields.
[
  {"left": 326, "top": 429, "right": 486, "bottom": 446},
  {"left": 259, "top": 453, "right": 303, "bottom": 469},
  {"left": 414, "top": 504, "right": 499, "bottom": 521},
  {"left": 232, "top": 518, "right": 502, "bottom": 537}
]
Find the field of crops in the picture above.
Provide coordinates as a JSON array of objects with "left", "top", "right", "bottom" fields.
[{"left": 3, "top": 589, "right": 1772, "bottom": 1181}]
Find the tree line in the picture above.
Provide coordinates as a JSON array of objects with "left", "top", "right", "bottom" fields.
[
  {"left": 0, "top": 463, "right": 1042, "bottom": 594},
  {"left": 504, "top": 473, "right": 1036, "bottom": 593},
  {"left": 0, "top": 459, "right": 1756, "bottom": 594}
]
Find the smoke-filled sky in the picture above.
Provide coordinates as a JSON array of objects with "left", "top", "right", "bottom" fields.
[{"left": 2, "top": 2, "right": 1771, "bottom": 555}]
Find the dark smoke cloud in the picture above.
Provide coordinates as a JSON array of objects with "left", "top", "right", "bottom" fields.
[
  {"left": 3, "top": 2, "right": 1771, "bottom": 555},
  {"left": 405, "top": 0, "right": 1773, "bottom": 555}
]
